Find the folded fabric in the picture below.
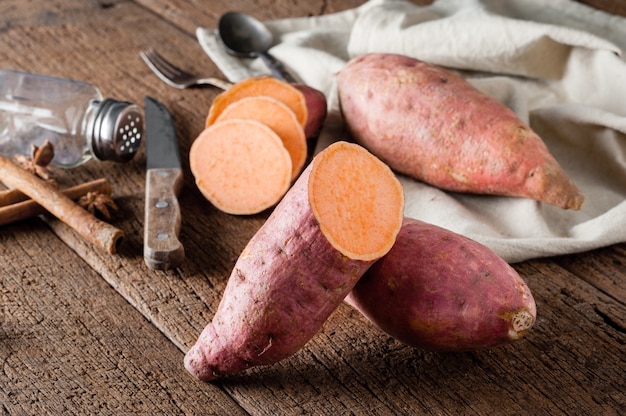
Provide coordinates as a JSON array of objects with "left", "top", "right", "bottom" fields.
[{"left": 197, "top": 0, "right": 626, "bottom": 263}]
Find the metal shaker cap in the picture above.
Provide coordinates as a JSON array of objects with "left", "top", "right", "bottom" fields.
[{"left": 88, "top": 98, "right": 143, "bottom": 163}]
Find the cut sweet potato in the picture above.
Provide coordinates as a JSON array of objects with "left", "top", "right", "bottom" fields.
[
  {"left": 189, "top": 119, "right": 292, "bottom": 215},
  {"left": 337, "top": 53, "right": 584, "bottom": 210},
  {"left": 184, "top": 141, "right": 404, "bottom": 381},
  {"left": 345, "top": 217, "right": 537, "bottom": 352},
  {"left": 293, "top": 83, "right": 328, "bottom": 138},
  {"left": 207, "top": 76, "right": 307, "bottom": 131},
  {"left": 215, "top": 96, "right": 307, "bottom": 180}
]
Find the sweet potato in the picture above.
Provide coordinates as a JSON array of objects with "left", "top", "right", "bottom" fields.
[
  {"left": 214, "top": 95, "right": 307, "bottom": 180},
  {"left": 184, "top": 141, "right": 404, "bottom": 381},
  {"left": 293, "top": 83, "right": 328, "bottom": 138},
  {"left": 189, "top": 119, "right": 292, "bottom": 215},
  {"left": 337, "top": 53, "right": 584, "bottom": 210},
  {"left": 207, "top": 76, "right": 327, "bottom": 138},
  {"left": 345, "top": 218, "right": 537, "bottom": 352}
]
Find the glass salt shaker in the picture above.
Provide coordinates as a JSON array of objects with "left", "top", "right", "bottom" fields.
[{"left": 0, "top": 69, "right": 143, "bottom": 168}]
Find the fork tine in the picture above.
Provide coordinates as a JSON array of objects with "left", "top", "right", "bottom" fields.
[
  {"left": 142, "top": 48, "right": 175, "bottom": 78},
  {"left": 140, "top": 48, "right": 186, "bottom": 89},
  {"left": 146, "top": 48, "right": 188, "bottom": 78},
  {"left": 140, "top": 48, "right": 232, "bottom": 90}
]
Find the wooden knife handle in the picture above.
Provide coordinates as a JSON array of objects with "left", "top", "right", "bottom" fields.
[{"left": 144, "top": 168, "right": 184, "bottom": 270}]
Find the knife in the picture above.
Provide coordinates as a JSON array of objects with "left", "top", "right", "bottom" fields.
[{"left": 143, "top": 96, "right": 184, "bottom": 270}]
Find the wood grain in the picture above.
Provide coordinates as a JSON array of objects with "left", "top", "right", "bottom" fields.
[{"left": 0, "top": 0, "right": 624, "bottom": 415}]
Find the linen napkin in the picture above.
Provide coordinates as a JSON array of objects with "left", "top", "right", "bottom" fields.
[{"left": 197, "top": 0, "right": 626, "bottom": 263}]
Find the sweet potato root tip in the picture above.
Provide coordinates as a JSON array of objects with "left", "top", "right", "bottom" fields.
[
  {"left": 184, "top": 141, "right": 404, "bottom": 381},
  {"left": 346, "top": 217, "right": 537, "bottom": 351},
  {"left": 507, "top": 310, "right": 536, "bottom": 340},
  {"left": 215, "top": 95, "right": 307, "bottom": 180},
  {"left": 206, "top": 76, "right": 308, "bottom": 131},
  {"left": 309, "top": 141, "right": 404, "bottom": 262},
  {"left": 337, "top": 53, "right": 584, "bottom": 209},
  {"left": 189, "top": 119, "right": 292, "bottom": 215}
]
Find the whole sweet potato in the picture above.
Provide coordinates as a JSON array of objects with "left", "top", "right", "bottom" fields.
[
  {"left": 337, "top": 53, "right": 584, "bottom": 210},
  {"left": 184, "top": 141, "right": 404, "bottom": 381},
  {"left": 345, "top": 218, "right": 537, "bottom": 351}
]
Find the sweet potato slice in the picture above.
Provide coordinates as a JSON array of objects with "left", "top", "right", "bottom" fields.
[
  {"left": 184, "top": 141, "right": 404, "bottom": 381},
  {"left": 189, "top": 119, "right": 292, "bottom": 215},
  {"left": 345, "top": 217, "right": 537, "bottom": 352},
  {"left": 215, "top": 96, "right": 307, "bottom": 180},
  {"left": 337, "top": 53, "right": 584, "bottom": 210},
  {"left": 207, "top": 76, "right": 307, "bottom": 131}
]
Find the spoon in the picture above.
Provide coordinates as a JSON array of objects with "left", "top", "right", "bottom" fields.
[{"left": 218, "top": 11, "right": 297, "bottom": 83}]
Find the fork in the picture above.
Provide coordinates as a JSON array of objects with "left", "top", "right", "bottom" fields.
[{"left": 140, "top": 48, "right": 233, "bottom": 90}]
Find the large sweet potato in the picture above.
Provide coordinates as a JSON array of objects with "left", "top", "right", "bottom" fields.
[
  {"left": 184, "top": 141, "right": 404, "bottom": 381},
  {"left": 336, "top": 53, "right": 584, "bottom": 210},
  {"left": 345, "top": 218, "right": 537, "bottom": 351}
]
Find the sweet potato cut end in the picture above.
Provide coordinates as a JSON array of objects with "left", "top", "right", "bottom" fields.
[
  {"left": 309, "top": 141, "right": 404, "bottom": 261},
  {"left": 215, "top": 96, "right": 307, "bottom": 180},
  {"left": 206, "top": 76, "right": 308, "bottom": 130},
  {"left": 190, "top": 119, "right": 292, "bottom": 215}
]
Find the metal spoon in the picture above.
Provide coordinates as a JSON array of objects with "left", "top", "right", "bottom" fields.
[{"left": 218, "top": 11, "right": 296, "bottom": 83}]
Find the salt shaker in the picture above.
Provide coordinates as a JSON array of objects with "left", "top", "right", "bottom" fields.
[{"left": 0, "top": 69, "right": 143, "bottom": 168}]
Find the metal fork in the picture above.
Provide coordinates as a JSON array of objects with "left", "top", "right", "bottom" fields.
[{"left": 140, "top": 48, "right": 233, "bottom": 90}]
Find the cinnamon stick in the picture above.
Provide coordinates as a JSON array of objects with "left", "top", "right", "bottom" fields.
[
  {"left": 0, "top": 178, "right": 112, "bottom": 226},
  {"left": 0, "top": 155, "right": 124, "bottom": 254},
  {"left": 0, "top": 187, "right": 31, "bottom": 206}
]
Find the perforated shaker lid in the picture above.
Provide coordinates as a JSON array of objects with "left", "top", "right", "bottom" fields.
[{"left": 88, "top": 98, "right": 143, "bottom": 163}]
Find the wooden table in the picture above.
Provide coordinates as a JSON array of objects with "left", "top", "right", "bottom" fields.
[{"left": 1, "top": 1, "right": 625, "bottom": 414}]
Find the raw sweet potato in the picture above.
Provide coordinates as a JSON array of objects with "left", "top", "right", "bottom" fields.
[
  {"left": 345, "top": 217, "right": 537, "bottom": 352},
  {"left": 206, "top": 76, "right": 327, "bottom": 138},
  {"left": 189, "top": 119, "right": 292, "bottom": 215},
  {"left": 337, "top": 53, "right": 584, "bottom": 210},
  {"left": 184, "top": 141, "right": 404, "bottom": 381},
  {"left": 293, "top": 83, "right": 328, "bottom": 138},
  {"left": 214, "top": 95, "right": 307, "bottom": 180}
]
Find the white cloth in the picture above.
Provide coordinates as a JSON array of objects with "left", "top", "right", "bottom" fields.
[{"left": 197, "top": 0, "right": 626, "bottom": 263}]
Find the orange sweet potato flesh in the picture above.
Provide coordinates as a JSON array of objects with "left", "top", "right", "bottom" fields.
[
  {"left": 189, "top": 119, "right": 292, "bottom": 215},
  {"left": 337, "top": 53, "right": 584, "bottom": 210},
  {"left": 207, "top": 76, "right": 307, "bottom": 130},
  {"left": 215, "top": 96, "right": 307, "bottom": 181},
  {"left": 184, "top": 141, "right": 404, "bottom": 381},
  {"left": 207, "top": 76, "right": 327, "bottom": 139},
  {"left": 345, "top": 217, "right": 537, "bottom": 352}
]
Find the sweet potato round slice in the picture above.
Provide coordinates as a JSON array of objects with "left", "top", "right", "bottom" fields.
[
  {"left": 206, "top": 76, "right": 308, "bottom": 130},
  {"left": 309, "top": 141, "right": 405, "bottom": 261},
  {"left": 215, "top": 96, "right": 307, "bottom": 180},
  {"left": 189, "top": 119, "right": 292, "bottom": 215}
]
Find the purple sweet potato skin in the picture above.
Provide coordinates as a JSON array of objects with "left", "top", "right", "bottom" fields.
[
  {"left": 336, "top": 53, "right": 584, "bottom": 210},
  {"left": 294, "top": 83, "right": 327, "bottom": 138},
  {"left": 184, "top": 161, "right": 372, "bottom": 382},
  {"left": 345, "top": 218, "right": 537, "bottom": 352}
]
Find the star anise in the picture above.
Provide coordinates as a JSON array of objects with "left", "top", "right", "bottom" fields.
[
  {"left": 78, "top": 191, "right": 118, "bottom": 220},
  {"left": 14, "top": 140, "right": 57, "bottom": 183}
]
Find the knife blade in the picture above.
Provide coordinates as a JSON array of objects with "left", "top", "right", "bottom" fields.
[{"left": 143, "top": 96, "right": 184, "bottom": 270}]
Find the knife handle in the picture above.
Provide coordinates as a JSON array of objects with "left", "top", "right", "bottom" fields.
[{"left": 144, "top": 168, "right": 184, "bottom": 270}]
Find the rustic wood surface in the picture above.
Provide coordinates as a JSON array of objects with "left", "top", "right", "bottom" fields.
[{"left": 1, "top": 1, "right": 625, "bottom": 415}]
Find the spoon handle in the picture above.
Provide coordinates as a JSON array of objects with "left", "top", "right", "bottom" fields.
[{"left": 259, "top": 52, "right": 297, "bottom": 83}]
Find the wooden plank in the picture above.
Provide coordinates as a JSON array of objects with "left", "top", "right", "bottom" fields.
[
  {"left": 1, "top": 0, "right": 625, "bottom": 414},
  {"left": 0, "top": 223, "right": 246, "bottom": 415},
  {"left": 574, "top": 0, "right": 626, "bottom": 16},
  {"left": 555, "top": 245, "right": 626, "bottom": 306},
  {"left": 132, "top": 0, "right": 376, "bottom": 37}
]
